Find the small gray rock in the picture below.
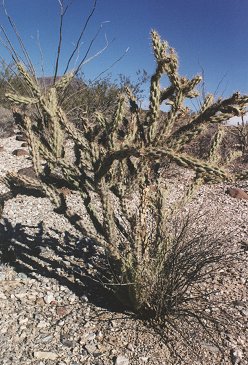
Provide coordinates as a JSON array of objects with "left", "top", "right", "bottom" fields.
[
  {"left": 230, "top": 348, "right": 243, "bottom": 365},
  {"left": 41, "top": 335, "right": 53, "bottom": 343},
  {"left": 60, "top": 335, "right": 74, "bottom": 348},
  {"left": 17, "top": 273, "right": 28, "bottom": 280},
  {"left": 84, "top": 343, "right": 98, "bottom": 354},
  {"left": 0, "top": 272, "right": 6, "bottom": 281}
]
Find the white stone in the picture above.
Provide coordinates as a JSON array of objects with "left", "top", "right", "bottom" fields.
[
  {"left": 44, "top": 292, "right": 54, "bottom": 304},
  {"left": 0, "top": 291, "right": 7, "bottom": 300},
  {"left": 139, "top": 357, "right": 149, "bottom": 363},
  {"left": 37, "top": 320, "right": 49, "bottom": 328},
  {"left": 33, "top": 351, "right": 58, "bottom": 360},
  {"left": 18, "top": 317, "right": 28, "bottom": 325},
  {"left": 115, "top": 355, "right": 129, "bottom": 365}
]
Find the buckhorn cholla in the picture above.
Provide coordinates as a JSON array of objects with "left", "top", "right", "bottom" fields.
[{"left": 0, "top": 31, "right": 248, "bottom": 358}]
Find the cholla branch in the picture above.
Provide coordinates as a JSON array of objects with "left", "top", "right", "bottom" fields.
[
  {"left": 23, "top": 114, "right": 41, "bottom": 175},
  {"left": 208, "top": 125, "right": 225, "bottom": 164}
]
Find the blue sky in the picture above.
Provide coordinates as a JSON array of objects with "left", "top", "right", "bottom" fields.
[{"left": 0, "top": 0, "right": 247, "bottom": 103}]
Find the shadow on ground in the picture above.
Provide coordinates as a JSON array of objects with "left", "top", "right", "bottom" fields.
[{"left": 0, "top": 218, "right": 126, "bottom": 313}]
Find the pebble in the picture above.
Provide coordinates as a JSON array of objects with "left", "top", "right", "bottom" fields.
[
  {"left": 60, "top": 335, "right": 74, "bottom": 348},
  {"left": 44, "top": 292, "right": 55, "bottom": 304},
  {"left": 18, "top": 317, "right": 28, "bottom": 325},
  {"left": 114, "top": 355, "right": 129, "bottom": 365},
  {"left": 17, "top": 273, "right": 28, "bottom": 280},
  {"left": 33, "top": 351, "right": 58, "bottom": 360},
  {"left": 0, "top": 272, "right": 6, "bottom": 281},
  {"left": 80, "top": 294, "right": 88, "bottom": 302},
  {"left": 0, "top": 291, "right": 7, "bottom": 299},
  {"left": 41, "top": 335, "right": 53, "bottom": 343},
  {"left": 230, "top": 348, "right": 243, "bottom": 365},
  {"left": 84, "top": 343, "right": 98, "bottom": 354},
  {"left": 37, "top": 320, "right": 49, "bottom": 328},
  {"left": 87, "top": 332, "right": 96, "bottom": 341},
  {"left": 140, "top": 356, "right": 149, "bottom": 362},
  {"left": 126, "top": 343, "right": 134, "bottom": 351},
  {"left": 241, "top": 309, "right": 248, "bottom": 316}
]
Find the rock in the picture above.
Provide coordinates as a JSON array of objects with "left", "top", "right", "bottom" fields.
[
  {"left": 80, "top": 295, "right": 88, "bottom": 302},
  {"left": 0, "top": 290, "right": 7, "bottom": 300},
  {"left": 226, "top": 187, "right": 248, "bottom": 200},
  {"left": 37, "top": 320, "right": 49, "bottom": 328},
  {"left": 126, "top": 343, "right": 134, "bottom": 351},
  {"left": 12, "top": 148, "right": 29, "bottom": 157},
  {"left": 59, "top": 187, "right": 72, "bottom": 196},
  {"left": 33, "top": 351, "right": 58, "bottom": 360},
  {"left": 16, "top": 134, "right": 27, "bottom": 142},
  {"left": 18, "top": 166, "right": 38, "bottom": 179},
  {"left": 84, "top": 343, "right": 98, "bottom": 354},
  {"left": 18, "top": 317, "right": 28, "bottom": 325},
  {"left": 114, "top": 355, "right": 129, "bottom": 365},
  {"left": 35, "top": 297, "right": 45, "bottom": 306},
  {"left": 15, "top": 292, "right": 26, "bottom": 299},
  {"left": 41, "top": 335, "right": 53, "bottom": 343},
  {"left": 17, "top": 272, "right": 28, "bottom": 280},
  {"left": 44, "top": 292, "right": 55, "bottom": 304},
  {"left": 86, "top": 332, "right": 96, "bottom": 341},
  {"left": 201, "top": 342, "right": 219, "bottom": 353},
  {"left": 230, "top": 348, "right": 243, "bottom": 365},
  {"left": 60, "top": 335, "right": 74, "bottom": 348},
  {"left": 0, "top": 146, "right": 4, "bottom": 152},
  {"left": 56, "top": 306, "right": 69, "bottom": 317},
  {"left": 241, "top": 309, "right": 248, "bottom": 316},
  {"left": 21, "top": 142, "right": 28, "bottom": 147},
  {"left": 0, "top": 272, "right": 6, "bottom": 281}
]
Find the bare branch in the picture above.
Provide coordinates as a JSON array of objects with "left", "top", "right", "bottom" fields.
[
  {"left": 63, "top": 0, "right": 98, "bottom": 74},
  {"left": 36, "top": 30, "right": 45, "bottom": 86},
  {"left": 2, "top": 0, "right": 36, "bottom": 77},
  {"left": 79, "top": 33, "right": 109, "bottom": 66},
  {"left": 53, "top": 0, "right": 70, "bottom": 83},
  {"left": 73, "top": 22, "right": 105, "bottom": 76},
  {"left": 92, "top": 46, "right": 130, "bottom": 82}
]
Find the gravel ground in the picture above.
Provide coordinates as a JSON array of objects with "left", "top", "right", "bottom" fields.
[{"left": 0, "top": 135, "right": 247, "bottom": 365}]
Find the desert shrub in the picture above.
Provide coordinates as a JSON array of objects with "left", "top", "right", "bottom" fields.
[
  {"left": 1, "top": 22, "right": 248, "bottom": 361},
  {"left": 183, "top": 120, "right": 248, "bottom": 167},
  {"left": 228, "top": 115, "right": 248, "bottom": 163},
  {"left": 59, "top": 70, "right": 148, "bottom": 130},
  {"left": 0, "top": 106, "right": 15, "bottom": 137},
  {"left": 60, "top": 76, "right": 120, "bottom": 126}
]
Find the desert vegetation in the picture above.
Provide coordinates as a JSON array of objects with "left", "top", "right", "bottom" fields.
[{"left": 0, "top": 2, "right": 247, "bottom": 363}]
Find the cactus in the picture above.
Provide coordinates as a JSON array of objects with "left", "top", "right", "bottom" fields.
[
  {"left": 2, "top": 29, "right": 247, "bottom": 227},
  {"left": 3, "top": 31, "right": 247, "bottom": 234},
  {"left": 1, "top": 31, "right": 248, "bottom": 345}
]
